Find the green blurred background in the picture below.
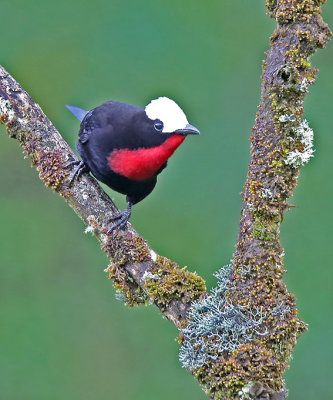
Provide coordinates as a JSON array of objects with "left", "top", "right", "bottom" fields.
[{"left": 1, "top": 0, "right": 332, "bottom": 399}]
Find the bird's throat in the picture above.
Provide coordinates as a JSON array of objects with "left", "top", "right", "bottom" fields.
[{"left": 108, "top": 134, "right": 186, "bottom": 180}]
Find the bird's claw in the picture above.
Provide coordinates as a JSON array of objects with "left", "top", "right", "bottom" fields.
[
  {"left": 66, "top": 160, "right": 89, "bottom": 185},
  {"left": 65, "top": 159, "right": 81, "bottom": 168},
  {"left": 108, "top": 213, "right": 123, "bottom": 222},
  {"left": 106, "top": 214, "right": 128, "bottom": 233},
  {"left": 106, "top": 204, "right": 132, "bottom": 233}
]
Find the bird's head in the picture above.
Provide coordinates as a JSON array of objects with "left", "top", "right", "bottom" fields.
[{"left": 144, "top": 96, "right": 200, "bottom": 136}]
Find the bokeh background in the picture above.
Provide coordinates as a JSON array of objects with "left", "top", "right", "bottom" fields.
[{"left": 1, "top": 1, "right": 332, "bottom": 399}]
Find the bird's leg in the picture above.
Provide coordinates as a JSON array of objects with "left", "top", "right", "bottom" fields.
[
  {"left": 66, "top": 160, "right": 90, "bottom": 185},
  {"left": 106, "top": 201, "right": 133, "bottom": 233}
]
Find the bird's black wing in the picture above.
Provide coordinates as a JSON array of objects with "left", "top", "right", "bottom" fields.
[
  {"left": 78, "top": 110, "right": 98, "bottom": 144},
  {"left": 76, "top": 104, "right": 117, "bottom": 180}
]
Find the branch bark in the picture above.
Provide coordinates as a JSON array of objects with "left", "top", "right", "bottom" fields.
[{"left": 0, "top": 1, "right": 331, "bottom": 399}]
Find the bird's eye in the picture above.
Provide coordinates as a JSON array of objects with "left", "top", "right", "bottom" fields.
[{"left": 154, "top": 120, "right": 164, "bottom": 132}]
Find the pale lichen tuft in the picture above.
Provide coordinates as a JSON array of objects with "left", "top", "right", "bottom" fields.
[{"left": 285, "top": 119, "right": 314, "bottom": 167}]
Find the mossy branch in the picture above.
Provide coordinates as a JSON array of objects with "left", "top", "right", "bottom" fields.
[
  {"left": 179, "top": 1, "right": 331, "bottom": 399},
  {"left": 0, "top": 1, "right": 331, "bottom": 399}
]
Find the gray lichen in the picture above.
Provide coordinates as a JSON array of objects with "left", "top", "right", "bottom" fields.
[
  {"left": 179, "top": 264, "right": 268, "bottom": 370},
  {"left": 285, "top": 119, "right": 314, "bottom": 167},
  {"left": 0, "top": 98, "right": 15, "bottom": 122}
]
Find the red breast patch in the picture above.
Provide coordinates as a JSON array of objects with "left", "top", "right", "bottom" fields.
[{"left": 108, "top": 135, "right": 186, "bottom": 181}]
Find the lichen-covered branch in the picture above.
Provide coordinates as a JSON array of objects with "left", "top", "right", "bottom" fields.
[
  {"left": 0, "top": 65, "right": 206, "bottom": 328},
  {"left": 179, "top": 1, "right": 331, "bottom": 399},
  {"left": 0, "top": 1, "right": 331, "bottom": 399}
]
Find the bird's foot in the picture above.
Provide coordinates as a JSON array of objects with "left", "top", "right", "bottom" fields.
[
  {"left": 106, "top": 203, "right": 132, "bottom": 233},
  {"left": 66, "top": 160, "right": 89, "bottom": 185}
]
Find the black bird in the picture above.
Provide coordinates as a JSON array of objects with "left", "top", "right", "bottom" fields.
[{"left": 66, "top": 97, "right": 200, "bottom": 232}]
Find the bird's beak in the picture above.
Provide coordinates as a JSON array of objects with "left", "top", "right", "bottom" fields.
[{"left": 175, "top": 123, "right": 200, "bottom": 135}]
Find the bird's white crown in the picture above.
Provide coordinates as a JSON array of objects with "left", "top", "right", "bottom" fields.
[{"left": 145, "top": 97, "right": 188, "bottom": 133}]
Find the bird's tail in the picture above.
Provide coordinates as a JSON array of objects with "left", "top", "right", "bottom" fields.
[{"left": 65, "top": 105, "right": 88, "bottom": 121}]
